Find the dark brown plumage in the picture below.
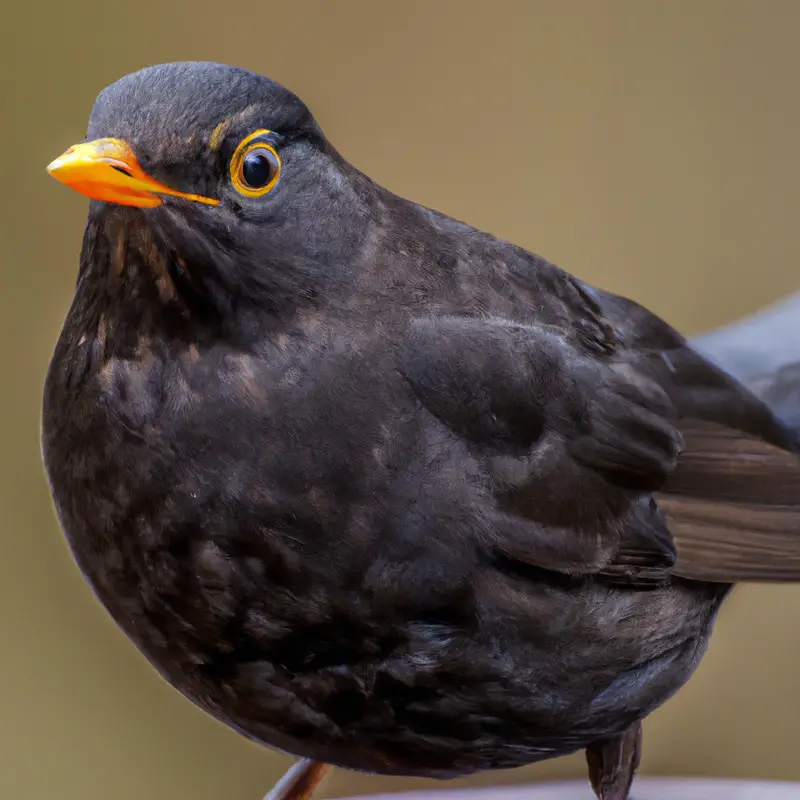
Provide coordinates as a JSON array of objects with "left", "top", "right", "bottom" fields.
[{"left": 42, "top": 62, "right": 800, "bottom": 800}]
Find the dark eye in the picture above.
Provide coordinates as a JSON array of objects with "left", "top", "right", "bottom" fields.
[
  {"left": 242, "top": 148, "right": 277, "bottom": 189},
  {"left": 230, "top": 132, "right": 282, "bottom": 197}
]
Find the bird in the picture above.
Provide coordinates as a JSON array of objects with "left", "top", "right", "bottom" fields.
[{"left": 41, "top": 61, "right": 800, "bottom": 800}]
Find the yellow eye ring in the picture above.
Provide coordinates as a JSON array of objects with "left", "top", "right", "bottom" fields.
[{"left": 230, "top": 129, "right": 281, "bottom": 197}]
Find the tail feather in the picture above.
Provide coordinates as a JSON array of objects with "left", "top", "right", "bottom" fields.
[{"left": 659, "top": 419, "right": 800, "bottom": 583}]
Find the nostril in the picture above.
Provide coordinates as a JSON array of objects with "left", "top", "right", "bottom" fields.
[{"left": 111, "top": 165, "right": 132, "bottom": 176}]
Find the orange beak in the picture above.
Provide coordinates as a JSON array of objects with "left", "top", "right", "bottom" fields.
[{"left": 46, "top": 138, "right": 219, "bottom": 208}]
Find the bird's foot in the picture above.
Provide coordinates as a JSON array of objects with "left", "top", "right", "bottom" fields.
[
  {"left": 585, "top": 720, "right": 642, "bottom": 800},
  {"left": 264, "top": 759, "right": 330, "bottom": 800}
]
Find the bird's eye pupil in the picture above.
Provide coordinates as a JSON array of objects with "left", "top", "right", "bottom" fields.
[{"left": 242, "top": 150, "right": 274, "bottom": 189}]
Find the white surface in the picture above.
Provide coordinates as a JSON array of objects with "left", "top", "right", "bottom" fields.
[
  {"left": 691, "top": 292, "right": 800, "bottom": 382},
  {"left": 335, "top": 777, "right": 800, "bottom": 799}
]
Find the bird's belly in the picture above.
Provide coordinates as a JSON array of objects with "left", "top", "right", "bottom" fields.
[
  {"left": 71, "top": 547, "right": 726, "bottom": 777},
  {"left": 44, "top": 378, "right": 728, "bottom": 777},
  {"left": 48, "top": 480, "right": 728, "bottom": 774}
]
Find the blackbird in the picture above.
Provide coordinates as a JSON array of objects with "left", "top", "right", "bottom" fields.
[{"left": 42, "top": 62, "right": 800, "bottom": 800}]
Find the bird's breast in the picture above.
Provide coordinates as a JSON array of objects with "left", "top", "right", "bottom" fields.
[{"left": 42, "top": 336, "right": 407, "bottom": 665}]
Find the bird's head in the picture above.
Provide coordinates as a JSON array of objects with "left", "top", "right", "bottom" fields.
[{"left": 47, "top": 62, "right": 378, "bottom": 332}]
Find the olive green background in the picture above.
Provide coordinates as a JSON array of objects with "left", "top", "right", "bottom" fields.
[{"left": 2, "top": 1, "right": 800, "bottom": 798}]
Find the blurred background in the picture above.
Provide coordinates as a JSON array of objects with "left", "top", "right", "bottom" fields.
[{"left": 2, "top": 1, "right": 800, "bottom": 798}]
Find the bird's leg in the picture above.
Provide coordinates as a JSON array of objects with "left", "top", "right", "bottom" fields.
[
  {"left": 264, "top": 759, "right": 330, "bottom": 800},
  {"left": 584, "top": 720, "right": 642, "bottom": 800}
]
